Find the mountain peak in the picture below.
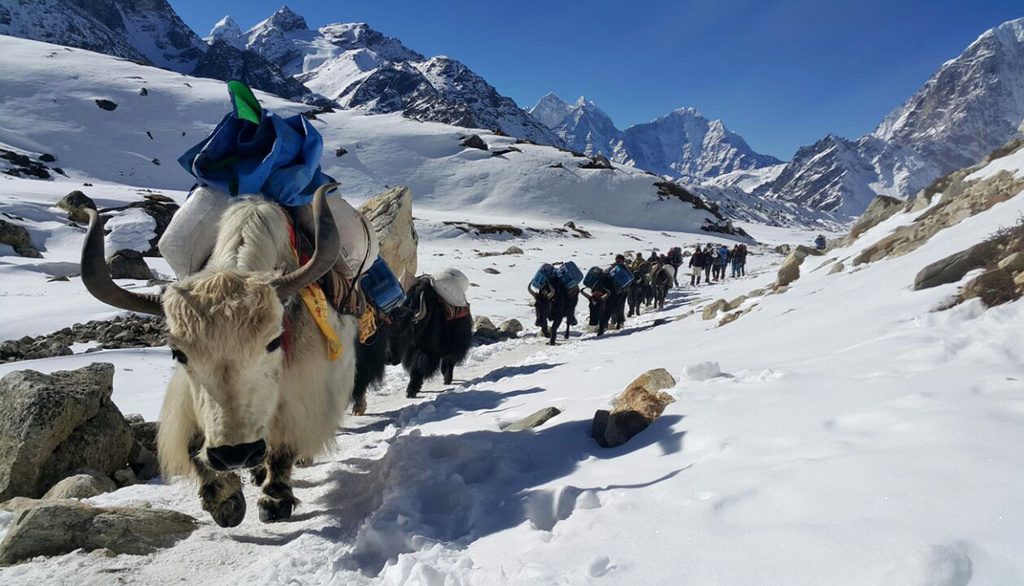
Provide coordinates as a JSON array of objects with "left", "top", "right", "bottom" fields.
[
  {"left": 669, "top": 106, "right": 704, "bottom": 119},
  {"left": 207, "top": 15, "right": 244, "bottom": 48},
  {"left": 263, "top": 5, "right": 308, "bottom": 32},
  {"left": 530, "top": 93, "right": 574, "bottom": 128}
]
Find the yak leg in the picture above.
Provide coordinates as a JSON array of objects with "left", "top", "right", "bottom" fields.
[
  {"left": 549, "top": 316, "right": 562, "bottom": 345},
  {"left": 406, "top": 369, "right": 426, "bottom": 398},
  {"left": 190, "top": 445, "right": 246, "bottom": 528},
  {"left": 258, "top": 448, "right": 297, "bottom": 523},
  {"left": 250, "top": 465, "right": 267, "bottom": 487},
  {"left": 441, "top": 358, "right": 456, "bottom": 385},
  {"left": 564, "top": 316, "right": 571, "bottom": 340}
]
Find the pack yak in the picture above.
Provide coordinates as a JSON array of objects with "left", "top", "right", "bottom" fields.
[
  {"left": 650, "top": 263, "right": 675, "bottom": 309},
  {"left": 582, "top": 270, "right": 626, "bottom": 336},
  {"left": 81, "top": 185, "right": 354, "bottom": 527},
  {"left": 386, "top": 275, "right": 473, "bottom": 398},
  {"left": 528, "top": 273, "right": 579, "bottom": 345}
]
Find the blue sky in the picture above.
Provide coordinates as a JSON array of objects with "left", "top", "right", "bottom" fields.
[{"left": 174, "top": 1, "right": 1023, "bottom": 160}]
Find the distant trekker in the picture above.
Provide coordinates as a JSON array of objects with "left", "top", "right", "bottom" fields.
[{"left": 689, "top": 245, "right": 706, "bottom": 286}]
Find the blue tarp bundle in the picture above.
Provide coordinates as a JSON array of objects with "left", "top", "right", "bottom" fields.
[{"left": 177, "top": 81, "right": 334, "bottom": 207}]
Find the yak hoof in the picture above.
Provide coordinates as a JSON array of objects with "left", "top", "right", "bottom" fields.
[
  {"left": 352, "top": 396, "right": 368, "bottom": 416},
  {"left": 258, "top": 497, "right": 294, "bottom": 523},
  {"left": 209, "top": 490, "right": 246, "bottom": 528},
  {"left": 443, "top": 375, "right": 453, "bottom": 385},
  {"left": 406, "top": 391, "right": 418, "bottom": 399}
]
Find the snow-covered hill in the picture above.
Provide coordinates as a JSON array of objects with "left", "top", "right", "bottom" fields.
[
  {"left": 221, "top": 6, "right": 562, "bottom": 146},
  {"left": 2, "top": 98, "right": 1023, "bottom": 586},
  {"left": 529, "top": 94, "right": 782, "bottom": 184},
  {"left": 761, "top": 16, "right": 1024, "bottom": 216},
  {"left": 0, "top": 35, "right": 739, "bottom": 234}
]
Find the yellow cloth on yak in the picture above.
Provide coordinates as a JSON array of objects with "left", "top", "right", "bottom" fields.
[
  {"left": 287, "top": 233, "right": 341, "bottom": 361},
  {"left": 358, "top": 306, "right": 377, "bottom": 344}
]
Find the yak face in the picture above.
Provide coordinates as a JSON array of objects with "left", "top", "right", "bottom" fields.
[
  {"left": 385, "top": 283, "right": 431, "bottom": 365},
  {"left": 164, "top": 271, "right": 286, "bottom": 471},
  {"left": 587, "top": 290, "right": 608, "bottom": 326}
]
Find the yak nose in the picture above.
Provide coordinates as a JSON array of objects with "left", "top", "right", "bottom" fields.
[{"left": 207, "top": 439, "right": 267, "bottom": 471}]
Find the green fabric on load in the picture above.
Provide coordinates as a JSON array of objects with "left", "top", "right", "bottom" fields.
[{"left": 228, "top": 80, "right": 261, "bottom": 125}]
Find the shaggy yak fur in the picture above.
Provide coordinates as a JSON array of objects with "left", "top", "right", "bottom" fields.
[
  {"left": 529, "top": 275, "right": 579, "bottom": 345},
  {"left": 584, "top": 270, "right": 626, "bottom": 336}
]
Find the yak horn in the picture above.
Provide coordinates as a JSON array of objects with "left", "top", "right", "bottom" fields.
[
  {"left": 412, "top": 291, "right": 428, "bottom": 322},
  {"left": 545, "top": 286, "right": 556, "bottom": 300},
  {"left": 80, "top": 209, "right": 165, "bottom": 316},
  {"left": 271, "top": 183, "right": 341, "bottom": 300},
  {"left": 580, "top": 289, "right": 592, "bottom": 300},
  {"left": 527, "top": 283, "right": 538, "bottom": 298}
]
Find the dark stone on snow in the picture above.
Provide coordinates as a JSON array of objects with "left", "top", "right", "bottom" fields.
[
  {"left": 914, "top": 243, "right": 990, "bottom": 290},
  {"left": 94, "top": 99, "right": 117, "bottom": 111},
  {"left": 38, "top": 153, "right": 56, "bottom": 163},
  {"left": 335, "top": 147, "right": 348, "bottom": 157},
  {"left": 107, "top": 249, "right": 154, "bottom": 280},
  {"left": 460, "top": 134, "right": 488, "bottom": 151}
]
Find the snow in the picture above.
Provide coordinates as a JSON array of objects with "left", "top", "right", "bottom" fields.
[{"left": 2, "top": 32, "right": 1024, "bottom": 586}]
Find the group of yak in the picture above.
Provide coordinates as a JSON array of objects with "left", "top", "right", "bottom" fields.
[
  {"left": 76, "top": 181, "right": 684, "bottom": 528},
  {"left": 529, "top": 256, "right": 677, "bottom": 346}
]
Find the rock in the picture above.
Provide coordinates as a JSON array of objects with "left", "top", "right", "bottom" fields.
[
  {"left": 997, "top": 251, "right": 1024, "bottom": 274},
  {"left": 847, "top": 195, "right": 904, "bottom": 241},
  {"left": 0, "top": 218, "right": 41, "bottom": 258},
  {"left": 483, "top": 267, "right": 500, "bottom": 274},
  {"left": 56, "top": 191, "right": 96, "bottom": 223},
  {"left": 128, "top": 441, "right": 160, "bottom": 481},
  {"left": 600, "top": 410, "right": 651, "bottom": 448},
  {"left": 0, "top": 501, "right": 197, "bottom": 565},
  {"left": 579, "top": 153, "right": 612, "bottom": 169},
  {"left": 829, "top": 262, "right": 845, "bottom": 275},
  {"left": 500, "top": 407, "right": 561, "bottom": 431},
  {"left": 0, "top": 497, "right": 47, "bottom": 513},
  {"left": 959, "top": 268, "right": 1019, "bottom": 307},
  {"left": 702, "top": 299, "right": 728, "bottom": 320},
  {"left": 124, "top": 413, "right": 145, "bottom": 425},
  {"left": 612, "top": 377, "right": 676, "bottom": 421},
  {"left": 139, "top": 87, "right": 148, "bottom": 96},
  {"left": 624, "top": 368, "right": 677, "bottom": 395},
  {"left": 1015, "top": 272, "right": 1024, "bottom": 287},
  {"left": 504, "top": 246, "right": 524, "bottom": 255},
  {"left": 726, "top": 295, "right": 747, "bottom": 311},
  {"left": 358, "top": 186, "right": 418, "bottom": 290},
  {"left": 913, "top": 243, "right": 990, "bottom": 290},
  {"left": 94, "top": 99, "right": 118, "bottom": 111},
  {"left": 473, "top": 316, "right": 498, "bottom": 338},
  {"left": 460, "top": 134, "right": 488, "bottom": 150},
  {"left": 335, "top": 147, "right": 348, "bottom": 157},
  {"left": 47, "top": 275, "right": 69, "bottom": 283},
  {"left": 42, "top": 471, "right": 117, "bottom": 500},
  {"left": 777, "top": 245, "right": 823, "bottom": 287},
  {"left": 107, "top": 249, "right": 154, "bottom": 280},
  {"left": 39, "top": 153, "right": 56, "bottom": 163},
  {"left": 0, "top": 363, "right": 133, "bottom": 500},
  {"left": 590, "top": 410, "right": 611, "bottom": 443},
  {"left": 774, "top": 244, "right": 791, "bottom": 255},
  {"left": 131, "top": 421, "right": 159, "bottom": 454},
  {"left": 112, "top": 468, "right": 137, "bottom": 487},
  {"left": 497, "top": 319, "right": 523, "bottom": 337}
]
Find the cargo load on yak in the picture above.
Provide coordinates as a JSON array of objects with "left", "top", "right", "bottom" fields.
[
  {"left": 608, "top": 264, "right": 634, "bottom": 291},
  {"left": 556, "top": 261, "right": 584, "bottom": 290},
  {"left": 429, "top": 268, "right": 470, "bottom": 309},
  {"left": 158, "top": 81, "right": 387, "bottom": 357},
  {"left": 531, "top": 263, "right": 556, "bottom": 290}
]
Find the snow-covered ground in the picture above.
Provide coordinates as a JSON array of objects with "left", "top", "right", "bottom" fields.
[{"left": 3, "top": 33, "right": 1024, "bottom": 586}]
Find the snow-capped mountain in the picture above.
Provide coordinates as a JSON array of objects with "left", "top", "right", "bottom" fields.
[
  {"left": 761, "top": 16, "right": 1024, "bottom": 216},
  {"left": 0, "top": 0, "right": 147, "bottom": 63},
  {"left": 204, "top": 16, "right": 245, "bottom": 50},
  {"left": 226, "top": 6, "right": 561, "bottom": 145},
  {"left": 192, "top": 40, "right": 318, "bottom": 103},
  {"left": 530, "top": 94, "right": 782, "bottom": 183}
]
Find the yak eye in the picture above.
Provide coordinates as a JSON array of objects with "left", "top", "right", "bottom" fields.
[
  {"left": 171, "top": 349, "right": 188, "bottom": 364},
  {"left": 266, "top": 336, "right": 283, "bottom": 353}
]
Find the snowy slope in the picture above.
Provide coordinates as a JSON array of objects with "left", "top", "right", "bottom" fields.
[
  {"left": 762, "top": 16, "right": 1024, "bottom": 216},
  {"left": 0, "top": 35, "right": 733, "bottom": 234},
  {"left": 2, "top": 112, "right": 1023, "bottom": 586}
]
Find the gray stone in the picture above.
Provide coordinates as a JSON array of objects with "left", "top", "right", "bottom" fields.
[
  {"left": 107, "top": 249, "right": 154, "bottom": 280},
  {"left": 777, "top": 245, "right": 823, "bottom": 287},
  {"left": 473, "top": 316, "right": 498, "bottom": 337},
  {"left": 42, "top": 471, "right": 117, "bottom": 500},
  {"left": 602, "top": 410, "right": 651, "bottom": 448},
  {"left": 497, "top": 319, "right": 523, "bottom": 337},
  {"left": 94, "top": 99, "right": 117, "bottom": 111},
  {"left": 131, "top": 421, "right": 159, "bottom": 455},
  {"left": 460, "top": 134, "right": 488, "bottom": 150},
  {"left": 959, "top": 268, "right": 1019, "bottom": 307},
  {"left": 504, "top": 246, "right": 524, "bottom": 255},
  {"left": 0, "top": 218, "right": 40, "bottom": 258},
  {"left": 500, "top": 407, "right": 561, "bottom": 431},
  {"left": 702, "top": 299, "right": 728, "bottom": 320},
  {"left": 128, "top": 441, "right": 160, "bottom": 481},
  {"left": 0, "top": 363, "right": 133, "bottom": 501},
  {"left": 56, "top": 191, "right": 96, "bottom": 223},
  {"left": 997, "top": 251, "right": 1024, "bottom": 274},
  {"left": 913, "top": 244, "right": 989, "bottom": 290},
  {"left": 112, "top": 467, "right": 137, "bottom": 487},
  {"left": 0, "top": 501, "right": 197, "bottom": 565},
  {"left": 847, "top": 195, "right": 903, "bottom": 240},
  {"left": 483, "top": 267, "right": 500, "bottom": 274},
  {"left": 829, "top": 262, "right": 845, "bottom": 275}
]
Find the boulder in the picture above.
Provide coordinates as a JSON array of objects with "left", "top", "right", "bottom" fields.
[
  {"left": 0, "top": 218, "right": 41, "bottom": 258},
  {"left": 0, "top": 501, "right": 197, "bottom": 565},
  {"left": 42, "top": 471, "right": 117, "bottom": 500},
  {"left": 997, "top": 251, "right": 1024, "bottom": 274},
  {"left": 460, "top": 135, "right": 488, "bottom": 150},
  {"left": 473, "top": 316, "right": 498, "bottom": 339},
  {"left": 497, "top": 319, "right": 523, "bottom": 337},
  {"left": 107, "top": 249, "right": 154, "bottom": 280},
  {"left": 56, "top": 191, "right": 97, "bottom": 223},
  {"left": 483, "top": 267, "right": 500, "bottom": 274},
  {"left": 847, "top": 195, "right": 903, "bottom": 240},
  {"left": 593, "top": 369, "right": 677, "bottom": 448},
  {"left": 829, "top": 262, "right": 845, "bottom": 275},
  {"left": 777, "top": 245, "right": 823, "bottom": 287},
  {"left": 127, "top": 441, "right": 160, "bottom": 481},
  {"left": 131, "top": 421, "right": 159, "bottom": 454},
  {"left": 702, "top": 299, "right": 728, "bottom": 320},
  {"left": 94, "top": 99, "right": 117, "bottom": 111},
  {"left": 726, "top": 295, "right": 747, "bottom": 311},
  {"left": 504, "top": 245, "right": 524, "bottom": 255},
  {"left": 913, "top": 243, "right": 990, "bottom": 290},
  {"left": 500, "top": 407, "right": 561, "bottom": 431},
  {"left": 358, "top": 186, "right": 418, "bottom": 290},
  {"left": 959, "top": 268, "right": 1019, "bottom": 307},
  {"left": 0, "top": 363, "right": 133, "bottom": 501}
]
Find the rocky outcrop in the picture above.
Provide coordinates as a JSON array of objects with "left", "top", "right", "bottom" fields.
[
  {"left": 846, "top": 195, "right": 904, "bottom": 241},
  {"left": 0, "top": 501, "right": 197, "bottom": 565},
  {"left": 777, "top": 245, "right": 824, "bottom": 287},
  {"left": 914, "top": 243, "right": 991, "bottom": 290},
  {"left": 358, "top": 186, "right": 418, "bottom": 290},
  {"left": 0, "top": 315, "right": 166, "bottom": 364},
  {"left": 702, "top": 299, "right": 729, "bottom": 321},
  {"left": 42, "top": 470, "right": 117, "bottom": 501},
  {"left": 192, "top": 40, "right": 318, "bottom": 103},
  {"left": 0, "top": 364, "right": 133, "bottom": 501},
  {"left": 592, "top": 369, "right": 677, "bottom": 448},
  {"left": 497, "top": 319, "right": 523, "bottom": 337}
]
